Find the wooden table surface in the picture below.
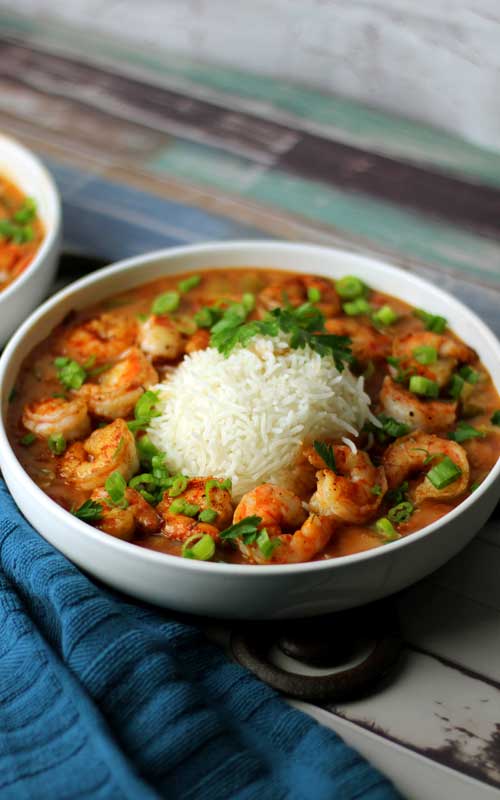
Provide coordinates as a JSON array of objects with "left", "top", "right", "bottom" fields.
[{"left": 2, "top": 12, "right": 500, "bottom": 800}]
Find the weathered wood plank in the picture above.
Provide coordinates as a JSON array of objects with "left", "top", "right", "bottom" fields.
[{"left": 3, "top": 38, "right": 500, "bottom": 239}]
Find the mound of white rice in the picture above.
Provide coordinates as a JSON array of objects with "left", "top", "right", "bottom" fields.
[{"left": 147, "top": 335, "right": 376, "bottom": 500}]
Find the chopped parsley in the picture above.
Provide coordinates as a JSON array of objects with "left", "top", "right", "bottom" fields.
[
  {"left": 219, "top": 515, "right": 263, "bottom": 545},
  {"left": 71, "top": 499, "right": 103, "bottom": 522},
  {"left": 313, "top": 440, "right": 337, "bottom": 472},
  {"left": 447, "top": 422, "right": 485, "bottom": 443}
]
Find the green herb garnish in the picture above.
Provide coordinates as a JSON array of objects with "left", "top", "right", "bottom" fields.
[
  {"left": 313, "top": 440, "right": 336, "bottom": 472},
  {"left": 71, "top": 499, "right": 103, "bottom": 522},
  {"left": 151, "top": 290, "right": 180, "bottom": 315},
  {"left": 414, "top": 309, "right": 447, "bottom": 333},
  {"left": 182, "top": 532, "right": 215, "bottom": 561},
  {"left": 375, "top": 517, "right": 400, "bottom": 541},
  {"left": 335, "top": 276, "right": 365, "bottom": 300},
  {"left": 105, "top": 471, "right": 129, "bottom": 508},
  {"left": 491, "top": 410, "right": 500, "bottom": 426},
  {"left": 19, "top": 432, "right": 36, "bottom": 446},
  {"left": 127, "top": 390, "right": 161, "bottom": 432},
  {"left": 54, "top": 357, "right": 87, "bottom": 390},
  {"left": 388, "top": 501, "right": 414, "bottom": 524},
  {"left": 47, "top": 432, "right": 66, "bottom": 455},
  {"left": 447, "top": 422, "right": 485, "bottom": 443},
  {"left": 413, "top": 345, "right": 437, "bottom": 365},
  {"left": 178, "top": 275, "right": 201, "bottom": 294},
  {"left": 219, "top": 515, "right": 263, "bottom": 545},
  {"left": 409, "top": 375, "right": 439, "bottom": 398},
  {"left": 372, "top": 305, "right": 398, "bottom": 326},
  {"left": 426, "top": 456, "right": 462, "bottom": 490}
]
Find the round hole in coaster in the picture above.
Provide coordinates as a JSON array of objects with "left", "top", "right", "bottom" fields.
[{"left": 230, "top": 601, "right": 402, "bottom": 703}]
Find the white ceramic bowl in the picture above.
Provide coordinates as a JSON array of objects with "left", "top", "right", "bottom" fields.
[
  {"left": 0, "top": 133, "right": 61, "bottom": 345},
  {"left": 1, "top": 241, "right": 499, "bottom": 619}
]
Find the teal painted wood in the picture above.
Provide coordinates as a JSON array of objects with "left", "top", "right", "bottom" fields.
[{"left": 3, "top": 10, "right": 500, "bottom": 188}]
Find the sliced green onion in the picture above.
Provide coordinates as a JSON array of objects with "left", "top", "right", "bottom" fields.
[
  {"left": 307, "top": 286, "right": 321, "bottom": 303},
  {"left": 491, "top": 410, "right": 500, "bottom": 426},
  {"left": 182, "top": 533, "right": 215, "bottom": 561},
  {"left": 47, "top": 432, "right": 66, "bottom": 455},
  {"left": 19, "top": 432, "right": 36, "bottom": 446},
  {"left": 370, "top": 484, "right": 382, "bottom": 496},
  {"left": 409, "top": 375, "right": 439, "bottom": 398},
  {"left": 199, "top": 508, "right": 218, "bottom": 523},
  {"left": 105, "top": 471, "right": 129, "bottom": 508},
  {"left": 256, "top": 529, "right": 280, "bottom": 559},
  {"left": 470, "top": 481, "right": 481, "bottom": 493},
  {"left": 151, "top": 290, "right": 180, "bottom": 315},
  {"left": 414, "top": 309, "right": 447, "bottom": 333},
  {"left": 447, "top": 421, "right": 485, "bottom": 443},
  {"left": 335, "top": 276, "right": 365, "bottom": 300},
  {"left": 413, "top": 345, "right": 438, "bottom": 365},
  {"left": 242, "top": 293, "right": 255, "bottom": 312},
  {"left": 448, "top": 374, "right": 464, "bottom": 400},
  {"left": 136, "top": 435, "right": 160, "bottom": 466},
  {"left": 168, "top": 475, "right": 189, "bottom": 497},
  {"left": 194, "top": 307, "right": 219, "bottom": 328},
  {"left": 343, "top": 298, "right": 371, "bottom": 316},
  {"left": 13, "top": 197, "right": 37, "bottom": 224},
  {"left": 388, "top": 501, "right": 414, "bottom": 524},
  {"left": 375, "top": 517, "right": 400, "bottom": 541},
  {"left": 134, "top": 390, "right": 160, "bottom": 422},
  {"left": 373, "top": 305, "right": 398, "bottom": 326},
  {"left": 169, "top": 498, "right": 199, "bottom": 517},
  {"left": 459, "top": 365, "right": 480, "bottom": 384},
  {"left": 426, "top": 456, "right": 462, "bottom": 489},
  {"left": 54, "top": 357, "right": 87, "bottom": 390},
  {"left": 178, "top": 275, "right": 201, "bottom": 294}
]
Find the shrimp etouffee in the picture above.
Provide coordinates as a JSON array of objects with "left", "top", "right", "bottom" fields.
[
  {"left": 0, "top": 177, "right": 43, "bottom": 291},
  {"left": 8, "top": 268, "right": 500, "bottom": 564}
]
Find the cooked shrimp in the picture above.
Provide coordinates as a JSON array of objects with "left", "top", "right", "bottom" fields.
[
  {"left": 161, "top": 516, "right": 220, "bottom": 544},
  {"left": 60, "top": 419, "right": 138, "bottom": 491},
  {"left": 22, "top": 396, "right": 91, "bottom": 441},
  {"left": 233, "top": 483, "right": 307, "bottom": 534},
  {"left": 90, "top": 486, "right": 161, "bottom": 541},
  {"left": 242, "top": 514, "right": 337, "bottom": 564},
  {"left": 79, "top": 347, "right": 158, "bottom": 420},
  {"left": 59, "top": 313, "right": 137, "bottom": 365},
  {"left": 380, "top": 376, "right": 457, "bottom": 433},
  {"left": 138, "top": 315, "right": 184, "bottom": 361},
  {"left": 185, "top": 329, "right": 210, "bottom": 354},
  {"left": 324, "top": 318, "right": 391, "bottom": 363},
  {"left": 382, "top": 431, "right": 469, "bottom": 503},
  {"left": 158, "top": 477, "right": 233, "bottom": 531},
  {"left": 308, "top": 445, "right": 387, "bottom": 523},
  {"left": 392, "top": 331, "right": 476, "bottom": 387},
  {"left": 233, "top": 483, "right": 335, "bottom": 563},
  {"left": 258, "top": 276, "right": 340, "bottom": 318}
]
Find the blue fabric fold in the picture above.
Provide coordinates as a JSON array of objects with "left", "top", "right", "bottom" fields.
[{"left": 0, "top": 480, "right": 400, "bottom": 799}]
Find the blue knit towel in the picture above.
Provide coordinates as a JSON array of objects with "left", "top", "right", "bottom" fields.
[{"left": 0, "top": 480, "right": 400, "bottom": 799}]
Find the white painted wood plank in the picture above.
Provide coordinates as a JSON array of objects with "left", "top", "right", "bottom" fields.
[
  {"left": 322, "top": 651, "right": 500, "bottom": 790},
  {"left": 292, "top": 702, "right": 500, "bottom": 800}
]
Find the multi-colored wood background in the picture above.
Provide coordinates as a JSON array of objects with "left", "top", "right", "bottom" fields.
[{"left": 2, "top": 11, "right": 500, "bottom": 799}]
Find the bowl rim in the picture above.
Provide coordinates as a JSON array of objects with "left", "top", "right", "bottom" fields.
[
  {"left": 0, "top": 132, "right": 61, "bottom": 304},
  {"left": 1, "top": 238, "right": 499, "bottom": 577}
]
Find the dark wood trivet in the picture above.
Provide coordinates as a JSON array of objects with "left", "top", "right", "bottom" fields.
[{"left": 231, "top": 600, "right": 402, "bottom": 703}]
